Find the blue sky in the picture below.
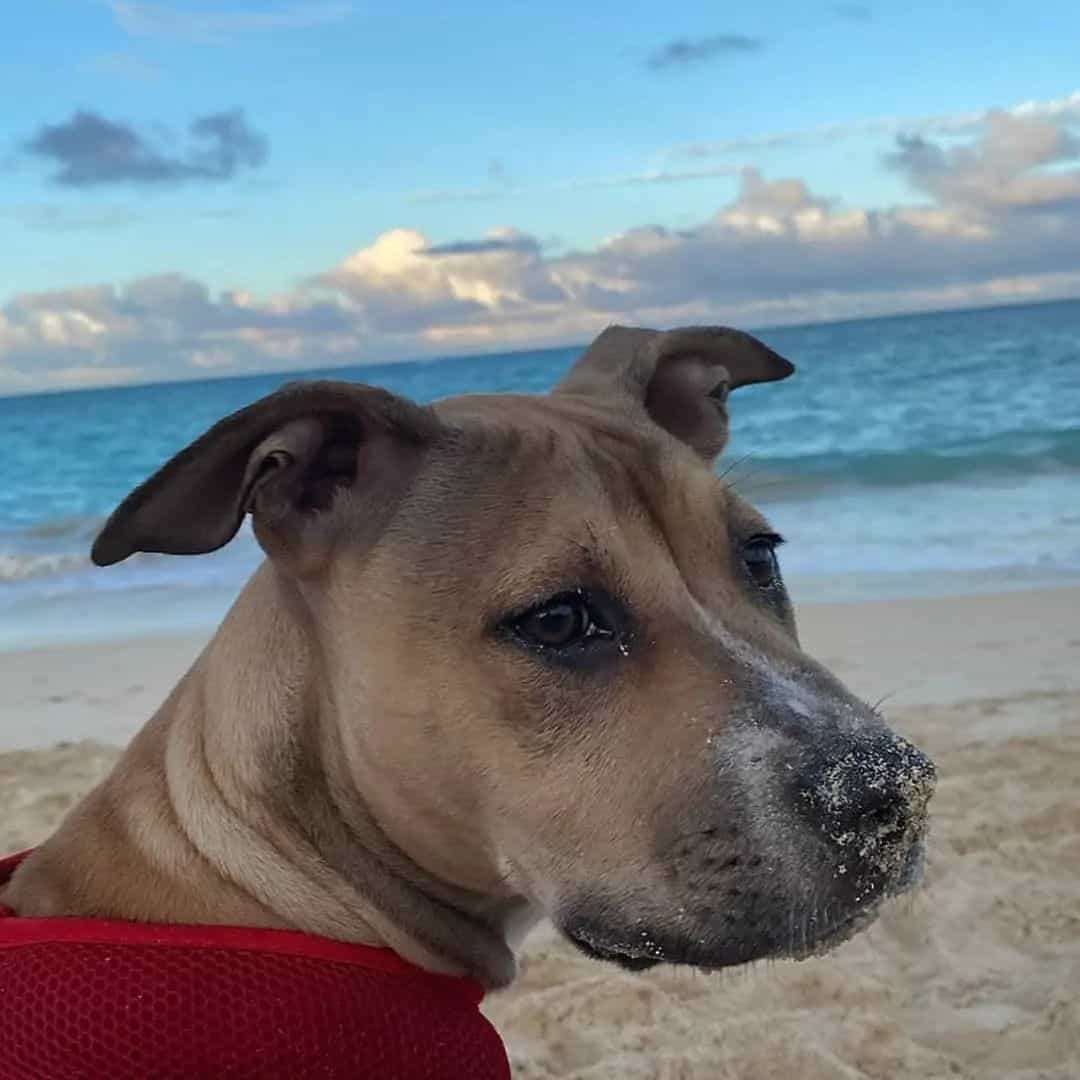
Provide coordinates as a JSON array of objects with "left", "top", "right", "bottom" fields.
[{"left": 3, "top": 0, "right": 1080, "bottom": 391}]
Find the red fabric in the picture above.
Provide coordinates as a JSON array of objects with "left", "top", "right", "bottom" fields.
[{"left": 0, "top": 851, "right": 510, "bottom": 1079}]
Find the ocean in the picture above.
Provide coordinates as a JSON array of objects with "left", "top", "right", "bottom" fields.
[{"left": 3, "top": 299, "right": 1079, "bottom": 650}]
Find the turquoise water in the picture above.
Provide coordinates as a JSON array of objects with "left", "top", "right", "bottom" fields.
[{"left": 2, "top": 300, "right": 1079, "bottom": 647}]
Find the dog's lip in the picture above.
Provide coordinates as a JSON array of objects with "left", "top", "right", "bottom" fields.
[
  {"left": 559, "top": 906, "right": 882, "bottom": 971},
  {"left": 559, "top": 841, "right": 928, "bottom": 971},
  {"left": 561, "top": 923, "right": 666, "bottom": 970},
  {"left": 564, "top": 893, "right": 894, "bottom": 971}
]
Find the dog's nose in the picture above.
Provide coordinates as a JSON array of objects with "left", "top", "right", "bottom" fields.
[{"left": 797, "top": 733, "right": 935, "bottom": 847}]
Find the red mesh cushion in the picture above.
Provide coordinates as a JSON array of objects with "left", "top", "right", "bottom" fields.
[{"left": 0, "top": 853, "right": 510, "bottom": 1080}]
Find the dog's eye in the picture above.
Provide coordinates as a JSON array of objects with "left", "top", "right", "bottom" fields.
[
  {"left": 509, "top": 591, "right": 616, "bottom": 652},
  {"left": 742, "top": 534, "right": 784, "bottom": 590}
]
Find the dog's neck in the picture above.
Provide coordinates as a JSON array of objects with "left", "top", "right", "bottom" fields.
[{"left": 5, "top": 563, "right": 529, "bottom": 988}]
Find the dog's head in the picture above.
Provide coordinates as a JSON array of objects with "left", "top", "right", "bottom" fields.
[{"left": 92, "top": 324, "right": 934, "bottom": 976}]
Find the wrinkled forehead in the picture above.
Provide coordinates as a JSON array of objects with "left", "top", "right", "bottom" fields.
[{"left": 383, "top": 393, "right": 768, "bottom": 619}]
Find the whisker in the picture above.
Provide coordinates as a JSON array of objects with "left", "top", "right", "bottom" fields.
[
  {"left": 871, "top": 689, "right": 900, "bottom": 715},
  {"left": 726, "top": 465, "right": 773, "bottom": 490},
  {"left": 716, "top": 454, "right": 755, "bottom": 484}
]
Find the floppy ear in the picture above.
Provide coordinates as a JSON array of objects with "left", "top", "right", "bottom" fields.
[
  {"left": 90, "top": 381, "right": 440, "bottom": 569},
  {"left": 555, "top": 324, "right": 794, "bottom": 460}
]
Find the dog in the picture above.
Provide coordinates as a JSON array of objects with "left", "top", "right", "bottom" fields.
[{"left": 1, "top": 324, "right": 934, "bottom": 1069}]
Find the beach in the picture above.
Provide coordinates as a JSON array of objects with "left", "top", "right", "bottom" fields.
[
  {"left": 4, "top": 0, "right": 1080, "bottom": 1066},
  {"left": 3, "top": 583, "right": 1077, "bottom": 1078}
]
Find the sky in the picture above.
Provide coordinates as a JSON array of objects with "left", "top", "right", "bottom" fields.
[{"left": 2, "top": 0, "right": 1080, "bottom": 393}]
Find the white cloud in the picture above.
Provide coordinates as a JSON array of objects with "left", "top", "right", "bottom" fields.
[
  {"left": 312, "top": 227, "right": 568, "bottom": 334},
  {"left": 886, "top": 109, "right": 1080, "bottom": 209},
  {"left": 0, "top": 275, "right": 356, "bottom": 390},
  {"left": 44, "top": 364, "right": 146, "bottom": 387},
  {"left": 671, "top": 89, "right": 1080, "bottom": 159},
  {"left": 4, "top": 106, "right": 1080, "bottom": 392}
]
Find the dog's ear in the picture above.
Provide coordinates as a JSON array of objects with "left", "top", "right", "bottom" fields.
[
  {"left": 555, "top": 325, "right": 794, "bottom": 460},
  {"left": 91, "top": 381, "right": 440, "bottom": 570}
]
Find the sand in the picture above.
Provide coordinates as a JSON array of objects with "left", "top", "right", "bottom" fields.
[{"left": 2, "top": 585, "right": 1078, "bottom": 1078}]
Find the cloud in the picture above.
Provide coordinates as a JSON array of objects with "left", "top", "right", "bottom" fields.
[
  {"left": 672, "top": 89, "right": 1080, "bottom": 158},
  {"left": 310, "top": 227, "right": 566, "bottom": 335},
  {"left": 833, "top": 3, "right": 872, "bottom": 20},
  {"left": 22, "top": 109, "right": 267, "bottom": 187},
  {"left": 424, "top": 235, "right": 543, "bottom": 257},
  {"left": 0, "top": 274, "right": 353, "bottom": 391},
  {"left": 5, "top": 108, "right": 1080, "bottom": 391},
  {"left": 106, "top": 1, "right": 351, "bottom": 42},
  {"left": 885, "top": 109, "right": 1080, "bottom": 209},
  {"left": 646, "top": 34, "right": 763, "bottom": 72},
  {"left": 1012, "top": 90, "right": 1080, "bottom": 122}
]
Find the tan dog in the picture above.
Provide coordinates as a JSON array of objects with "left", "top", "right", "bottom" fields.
[{"left": 2, "top": 325, "right": 935, "bottom": 990}]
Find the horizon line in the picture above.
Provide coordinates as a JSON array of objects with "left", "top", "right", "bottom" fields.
[{"left": 4, "top": 292, "right": 1079, "bottom": 403}]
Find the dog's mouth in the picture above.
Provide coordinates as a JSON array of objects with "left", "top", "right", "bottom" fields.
[
  {"left": 561, "top": 903, "right": 884, "bottom": 972},
  {"left": 561, "top": 897, "right": 886, "bottom": 972},
  {"left": 563, "top": 925, "right": 667, "bottom": 971},
  {"left": 560, "top": 838, "right": 927, "bottom": 972}
]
